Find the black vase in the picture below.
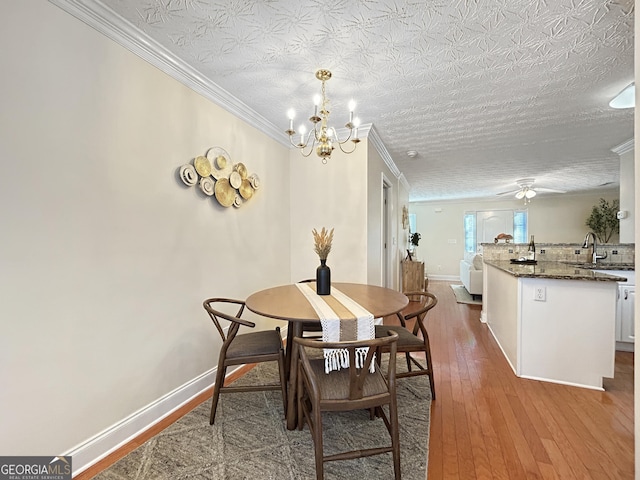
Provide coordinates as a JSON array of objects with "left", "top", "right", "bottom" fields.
[{"left": 316, "top": 259, "right": 331, "bottom": 295}]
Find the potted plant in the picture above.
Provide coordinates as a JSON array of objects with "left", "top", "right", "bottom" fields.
[
  {"left": 410, "top": 232, "right": 421, "bottom": 248},
  {"left": 409, "top": 232, "right": 421, "bottom": 260},
  {"left": 585, "top": 198, "right": 619, "bottom": 243}
]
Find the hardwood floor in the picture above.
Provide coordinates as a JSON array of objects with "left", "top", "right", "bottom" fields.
[
  {"left": 418, "top": 280, "right": 634, "bottom": 480},
  {"left": 76, "top": 280, "right": 634, "bottom": 479}
]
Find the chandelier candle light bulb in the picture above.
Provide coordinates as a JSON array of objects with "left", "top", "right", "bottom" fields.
[
  {"left": 299, "top": 124, "right": 306, "bottom": 146},
  {"left": 287, "top": 109, "right": 295, "bottom": 134}
]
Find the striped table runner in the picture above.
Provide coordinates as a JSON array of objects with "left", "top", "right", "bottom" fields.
[{"left": 295, "top": 282, "right": 375, "bottom": 373}]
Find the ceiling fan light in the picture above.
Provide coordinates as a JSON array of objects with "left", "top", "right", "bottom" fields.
[
  {"left": 515, "top": 190, "right": 525, "bottom": 199},
  {"left": 525, "top": 189, "right": 537, "bottom": 198},
  {"left": 609, "top": 82, "right": 635, "bottom": 109}
]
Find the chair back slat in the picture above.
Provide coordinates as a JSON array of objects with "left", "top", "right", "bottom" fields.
[
  {"left": 346, "top": 341, "right": 385, "bottom": 400},
  {"left": 294, "top": 332, "right": 398, "bottom": 401},
  {"left": 203, "top": 298, "right": 254, "bottom": 346},
  {"left": 402, "top": 292, "right": 437, "bottom": 337}
]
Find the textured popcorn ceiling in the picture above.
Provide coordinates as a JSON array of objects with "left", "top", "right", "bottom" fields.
[{"left": 97, "top": 0, "right": 634, "bottom": 202}]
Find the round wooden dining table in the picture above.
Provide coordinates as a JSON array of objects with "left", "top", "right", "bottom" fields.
[{"left": 245, "top": 282, "right": 409, "bottom": 430}]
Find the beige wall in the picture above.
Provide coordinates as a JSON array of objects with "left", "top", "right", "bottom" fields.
[
  {"left": 620, "top": 149, "right": 635, "bottom": 242},
  {"left": 289, "top": 141, "right": 369, "bottom": 284},
  {"left": 411, "top": 191, "right": 620, "bottom": 278},
  {"left": 1, "top": 1, "right": 291, "bottom": 462},
  {"left": 289, "top": 137, "right": 406, "bottom": 290}
]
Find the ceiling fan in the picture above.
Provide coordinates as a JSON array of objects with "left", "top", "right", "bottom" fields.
[{"left": 497, "top": 178, "right": 566, "bottom": 204}]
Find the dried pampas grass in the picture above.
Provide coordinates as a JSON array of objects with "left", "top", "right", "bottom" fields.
[{"left": 312, "top": 227, "right": 334, "bottom": 260}]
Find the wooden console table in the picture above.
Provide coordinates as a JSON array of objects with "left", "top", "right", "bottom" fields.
[{"left": 402, "top": 260, "right": 425, "bottom": 292}]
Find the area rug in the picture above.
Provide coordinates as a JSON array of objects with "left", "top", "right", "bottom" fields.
[
  {"left": 93, "top": 360, "right": 430, "bottom": 480},
  {"left": 450, "top": 284, "right": 482, "bottom": 305}
]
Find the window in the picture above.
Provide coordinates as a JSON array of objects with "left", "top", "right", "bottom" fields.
[
  {"left": 513, "top": 210, "right": 528, "bottom": 243},
  {"left": 408, "top": 213, "right": 417, "bottom": 235},
  {"left": 464, "top": 212, "right": 476, "bottom": 253}
]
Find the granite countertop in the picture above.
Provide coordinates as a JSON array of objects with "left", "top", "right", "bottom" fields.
[
  {"left": 562, "top": 262, "right": 635, "bottom": 271},
  {"left": 484, "top": 260, "right": 629, "bottom": 282}
]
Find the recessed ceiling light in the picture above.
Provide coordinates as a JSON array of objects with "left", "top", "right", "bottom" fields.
[{"left": 406, "top": 150, "right": 418, "bottom": 158}]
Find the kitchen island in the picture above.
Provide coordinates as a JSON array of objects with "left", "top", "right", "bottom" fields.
[{"left": 481, "top": 260, "right": 626, "bottom": 390}]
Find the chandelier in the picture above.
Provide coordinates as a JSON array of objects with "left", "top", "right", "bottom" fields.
[{"left": 286, "top": 69, "right": 360, "bottom": 163}]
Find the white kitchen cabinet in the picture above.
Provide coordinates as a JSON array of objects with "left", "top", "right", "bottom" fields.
[
  {"left": 597, "top": 270, "right": 635, "bottom": 352},
  {"left": 617, "top": 285, "right": 635, "bottom": 346}
]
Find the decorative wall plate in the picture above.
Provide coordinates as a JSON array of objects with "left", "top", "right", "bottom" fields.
[
  {"left": 199, "top": 176, "right": 215, "bottom": 196},
  {"left": 179, "top": 164, "right": 198, "bottom": 186},
  {"left": 194, "top": 155, "right": 212, "bottom": 177},
  {"left": 233, "top": 193, "right": 244, "bottom": 208},
  {"left": 239, "top": 178, "right": 254, "bottom": 199},
  {"left": 235, "top": 163, "right": 248, "bottom": 179},
  {"left": 207, "top": 147, "right": 233, "bottom": 179},
  {"left": 248, "top": 173, "right": 260, "bottom": 189},
  {"left": 229, "top": 171, "right": 242, "bottom": 189},
  {"left": 214, "top": 177, "right": 235, "bottom": 207}
]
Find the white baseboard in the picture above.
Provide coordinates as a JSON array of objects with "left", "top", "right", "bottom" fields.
[
  {"left": 616, "top": 341, "right": 635, "bottom": 352},
  {"left": 66, "top": 367, "right": 218, "bottom": 477},
  {"left": 486, "top": 322, "right": 517, "bottom": 376},
  {"left": 68, "top": 325, "right": 289, "bottom": 477},
  {"left": 426, "top": 274, "right": 459, "bottom": 282}
]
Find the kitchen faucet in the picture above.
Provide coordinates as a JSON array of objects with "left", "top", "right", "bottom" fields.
[{"left": 582, "top": 232, "right": 608, "bottom": 264}]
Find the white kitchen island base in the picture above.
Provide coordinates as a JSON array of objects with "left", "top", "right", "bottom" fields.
[{"left": 483, "top": 262, "right": 618, "bottom": 391}]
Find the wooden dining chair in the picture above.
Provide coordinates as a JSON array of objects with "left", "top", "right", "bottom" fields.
[
  {"left": 375, "top": 291, "right": 438, "bottom": 400},
  {"left": 293, "top": 331, "right": 401, "bottom": 480},
  {"left": 203, "top": 298, "right": 287, "bottom": 425}
]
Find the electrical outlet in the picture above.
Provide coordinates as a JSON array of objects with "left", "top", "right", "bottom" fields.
[{"left": 534, "top": 286, "right": 546, "bottom": 302}]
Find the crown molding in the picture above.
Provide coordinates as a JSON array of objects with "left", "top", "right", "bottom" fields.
[
  {"left": 611, "top": 138, "right": 634, "bottom": 155},
  {"left": 368, "top": 125, "right": 402, "bottom": 179},
  {"left": 398, "top": 173, "right": 411, "bottom": 192},
  {"left": 49, "top": 0, "right": 402, "bottom": 177},
  {"left": 48, "top": 0, "right": 289, "bottom": 147}
]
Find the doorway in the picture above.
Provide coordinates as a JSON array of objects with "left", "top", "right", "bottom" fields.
[
  {"left": 382, "top": 177, "right": 392, "bottom": 288},
  {"left": 476, "top": 210, "right": 514, "bottom": 250}
]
